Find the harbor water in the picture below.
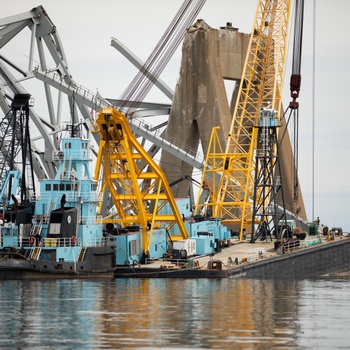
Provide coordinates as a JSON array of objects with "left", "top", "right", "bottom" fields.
[{"left": 1, "top": 277, "right": 349, "bottom": 349}]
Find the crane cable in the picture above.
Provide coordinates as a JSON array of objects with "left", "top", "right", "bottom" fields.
[
  {"left": 118, "top": 0, "right": 206, "bottom": 116},
  {"left": 288, "top": 0, "right": 304, "bottom": 203},
  {"left": 289, "top": 0, "right": 304, "bottom": 110},
  {"left": 312, "top": 0, "right": 317, "bottom": 222},
  {"left": 283, "top": 0, "right": 316, "bottom": 219}
]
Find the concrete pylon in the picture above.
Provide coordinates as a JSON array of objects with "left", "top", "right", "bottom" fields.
[{"left": 159, "top": 20, "right": 307, "bottom": 221}]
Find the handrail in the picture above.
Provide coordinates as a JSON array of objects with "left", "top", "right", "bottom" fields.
[
  {"left": 129, "top": 116, "right": 205, "bottom": 166},
  {"left": 34, "top": 68, "right": 205, "bottom": 168},
  {"left": 19, "top": 236, "right": 107, "bottom": 248}
]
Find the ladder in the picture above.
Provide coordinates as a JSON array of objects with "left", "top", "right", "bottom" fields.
[
  {"left": 29, "top": 243, "right": 42, "bottom": 260},
  {"left": 29, "top": 220, "right": 42, "bottom": 237},
  {"left": 78, "top": 247, "right": 86, "bottom": 262},
  {"left": 44, "top": 197, "right": 58, "bottom": 223},
  {"left": 260, "top": 117, "right": 269, "bottom": 155},
  {"left": 60, "top": 156, "right": 72, "bottom": 180},
  {"left": 30, "top": 197, "right": 57, "bottom": 236}
]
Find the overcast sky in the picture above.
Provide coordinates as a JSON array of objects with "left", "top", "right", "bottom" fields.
[{"left": 2, "top": 0, "right": 350, "bottom": 232}]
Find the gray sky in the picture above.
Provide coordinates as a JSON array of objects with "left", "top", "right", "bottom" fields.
[{"left": 2, "top": 0, "right": 350, "bottom": 232}]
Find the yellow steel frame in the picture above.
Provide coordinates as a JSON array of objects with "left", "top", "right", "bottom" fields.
[
  {"left": 94, "top": 107, "right": 188, "bottom": 254},
  {"left": 195, "top": 0, "right": 290, "bottom": 240}
]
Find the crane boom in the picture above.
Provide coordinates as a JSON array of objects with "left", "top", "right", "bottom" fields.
[{"left": 195, "top": 0, "right": 291, "bottom": 239}]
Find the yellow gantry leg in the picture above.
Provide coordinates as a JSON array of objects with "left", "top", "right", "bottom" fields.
[{"left": 94, "top": 108, "right": 188, "bottom": 254}]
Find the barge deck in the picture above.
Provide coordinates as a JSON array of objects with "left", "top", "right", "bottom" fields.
[{"left": 114, "top": 235, "right": 350, "bottom": 278}]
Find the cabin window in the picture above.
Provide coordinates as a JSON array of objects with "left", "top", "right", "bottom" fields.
[
  {"left": 66, "top": 184, "right": 71, "bottom": 191},
  {"left": 53, "top": 184, "right": 58, "bottom": 191},
  {"left": 91, "top": 184, "right": 96, "bottom": 191},
  {"left": 45, "top": 184, "right": 51, "bottom": 191},
  {"left": 59, "top": 184, "right": 64, "bottom": 191},
  {"left": 65, "top": 142, "right": 71, "bottom": 149}
]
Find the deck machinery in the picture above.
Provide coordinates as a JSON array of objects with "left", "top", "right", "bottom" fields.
[{"left": 93, "top": 108, "right": 232, "bottom": 264}]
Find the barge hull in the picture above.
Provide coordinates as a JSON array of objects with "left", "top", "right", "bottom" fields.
[
  {"left": 114, "top": 237, "right": 350, "bottom": 279},
  {"left": 0, "top": 246, "right": 116, "bottom": 279}
]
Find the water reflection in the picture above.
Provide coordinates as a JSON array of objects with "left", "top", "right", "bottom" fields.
[{"left": 0, "top": 278, "right": 349, "bottom": 349}]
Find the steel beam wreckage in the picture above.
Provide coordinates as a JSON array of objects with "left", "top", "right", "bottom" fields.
[{"left": 1, "top": 0, "right": 342, "bottom": 278}]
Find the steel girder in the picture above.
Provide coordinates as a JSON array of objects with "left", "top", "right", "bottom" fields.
[{"left": 0, "top": 6, "right": 204, "bottom": 187}]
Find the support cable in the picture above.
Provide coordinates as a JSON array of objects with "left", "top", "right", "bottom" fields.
[
  {"left": 118, "top": 0, "right": 206, "bottom": 116},
  {"left": 312, "top": 0, "right": 316, "bottom": 221},
  {"left": 288, "top": 0, "right": 304, "bottom": 204},
  {"left": 289, "top": 0, "right": 304, "bottom": 110}
]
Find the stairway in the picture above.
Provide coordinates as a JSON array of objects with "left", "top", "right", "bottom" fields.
[
  {"left": 78, "top": 247, "right": 86, "bottom": 262},
  {"left": 29, "top": 246, "right": 42, "bottom": 260}
]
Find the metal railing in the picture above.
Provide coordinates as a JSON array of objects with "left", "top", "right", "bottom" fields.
[
  {"left": 12, "top": 236, "right": 107, "bottom": 248},
  {"left": 53, "top": 149, "right": 93, "bottom": 162},
  {"left": 37, "top": 192, "right": 100, "bottom": 203},
  {"left": 130, "top": 116, "right": 205, "bottom": 166},
  {"left": 36, "top": 68, "right": 205, "bottom": 168},
  {"left": 145, "top": 257, "right": 188, "bottom": 267},
  {"left": 34, "top": 68, "right": 108, "bottom": 111}
]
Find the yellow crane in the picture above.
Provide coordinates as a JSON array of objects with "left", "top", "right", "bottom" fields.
[
  {"left": 93, "top": 107, "right": 188, "bottom": 257},
  {"left": 195, "top": 0, "right": 292, "bottom": 240}
]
